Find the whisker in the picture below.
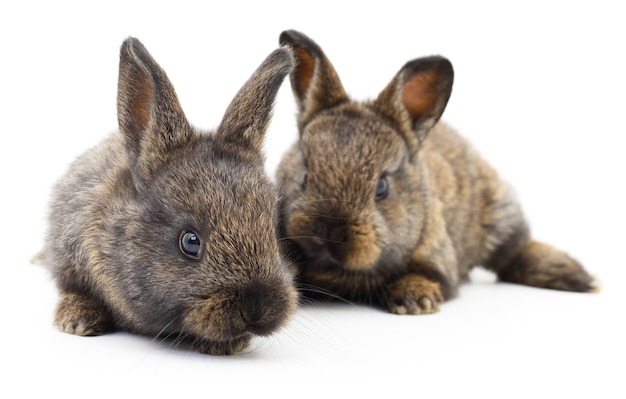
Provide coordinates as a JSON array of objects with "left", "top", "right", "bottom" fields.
[
  {"left": 150, "top": 317, "right": 179, "bottom": 347},
  {"left": 170, "top": 330, "right": 190, "bottom": 350},
  {"left": 297, "top": 198, "right": 359, "bottom": 205},
  {"left": 297, "top": 283, "right": 355, "bottom": 305},
  {"left": 297, "top": 211, "right": 352, "bottom": 221},
  {"left": 278, "top": 310, "right": 347, "bottom": 359},
  {"left": 278, "top": 235, "right": 349, "bottom": 245}
]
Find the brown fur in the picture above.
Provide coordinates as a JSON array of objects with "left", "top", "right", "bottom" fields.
[
  {"left": 42, "top": 37, "right": 298, "bottom": 355},
  {"left": 276, "top": 30, "right": 598, "bottom": 315}
]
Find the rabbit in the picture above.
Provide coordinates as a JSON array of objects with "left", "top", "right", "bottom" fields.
[
  {"left": 41, "top": 37, "right": 299, "bottom": 355},
  {"left": 275, "top": 30, "right": 598, "bottom": 315}
]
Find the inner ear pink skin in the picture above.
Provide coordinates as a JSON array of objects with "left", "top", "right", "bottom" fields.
[
  {"left": 402, "top": 71, "right": 438, "bottom": 121},
  {"left": 293, "top": 47, "right": 315, "bottom": 100}
]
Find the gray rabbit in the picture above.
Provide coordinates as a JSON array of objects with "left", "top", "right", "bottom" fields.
[
  {"left": 276, "top": 30, "right": 598, "bottom": 315},
  {"left": 42, "top": 37, "right": 298, "bottom": 355}
]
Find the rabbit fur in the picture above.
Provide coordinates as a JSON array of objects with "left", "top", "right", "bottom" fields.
[
  {"left": 276, "top": 30, "right": 598, "bottom": 315},
  {"left": 42, "top": 37, "right": 298, "bottom": 355}
]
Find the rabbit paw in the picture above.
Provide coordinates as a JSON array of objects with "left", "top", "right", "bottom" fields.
[
  {"left": 387, "top": 274, "right": 444, "bottom": 315},
  {"left": 193, "top": 334, "right": 252, "bottom": 356},
  {"left": 54, "top": 291, "right": 113, "bottom": 336}
]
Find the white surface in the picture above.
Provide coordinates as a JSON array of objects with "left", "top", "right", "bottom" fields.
[{"left": 1, "top": 1, "right": 624, "bottom": 398}]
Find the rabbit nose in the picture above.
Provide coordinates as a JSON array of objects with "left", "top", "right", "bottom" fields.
[
  {"left": 300, "top": 237, "right": 347, "bottom": 269},
  {"left": 311, "top": 215, "right": 349, "bottom": 242},
  {"left": 241, "top": 282, "right": 287, "bottom": 335},
  {"left": 291, "top": 217, "right": 350, "bottom": 263},
  {"left": 319, "top": 220, "right": 351, "bottom": 256}
]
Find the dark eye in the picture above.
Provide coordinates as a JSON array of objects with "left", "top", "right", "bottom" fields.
[
  {"left": 375, "top": 175, "right": 389, "bottom": 200},
  {"left": 179, "top": 231, "right": 202, "bottom": 259},
  {"left": 301, "top": 172, "right": 308, "bottom": 191}
]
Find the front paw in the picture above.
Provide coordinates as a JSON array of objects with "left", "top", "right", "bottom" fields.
[
  {"left": 387, "top": 275, "right": 444, "bottom": 315},
  {"left": 54, "top": 291, "right": 114, "bottom": 336},
  {"left": 193, "top": 334, "right": 252, "bottom": 356}
]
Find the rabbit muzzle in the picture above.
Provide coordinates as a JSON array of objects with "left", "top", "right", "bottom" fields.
[
  {"left": 287, "top": 211, "right": 382, "bottom": 271},
  {"left": 182, "top": 279, "right": 297, "bottom": 342}
]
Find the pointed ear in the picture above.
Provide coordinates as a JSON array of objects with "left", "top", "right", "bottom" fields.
[
  {"left": 373, "top": 56, "right": 453, "bottom": 153},
  {"left": 216, "top": 47, "right": 293, "bottom": 154},
  {"left": 117, "top": 37, "right": 191, "bottom": 182},
  {"left": 279, "top": 30, "right": 348, "bottom": 128}
]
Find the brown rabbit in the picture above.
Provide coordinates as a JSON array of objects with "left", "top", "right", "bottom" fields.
[
  {"left": 41, "top": 37, "right": 298, "bottom": 355},
  {"left": 276, "top": 30, "right": 598, "bottom": 315}
]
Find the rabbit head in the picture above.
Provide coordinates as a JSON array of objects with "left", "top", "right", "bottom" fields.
[{"left": 46, "top": 38, "right": 298, "bottom": 355}]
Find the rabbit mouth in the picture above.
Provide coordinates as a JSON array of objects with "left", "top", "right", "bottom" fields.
[
  {"left": 289, "top": 230, "right": 382, "bottom": 272},
  {"left": 300, "top": 238, "right": 381, "bottom": 272},
  {"left": 287, "top": 211, "right": 383, "bottom": 271}
]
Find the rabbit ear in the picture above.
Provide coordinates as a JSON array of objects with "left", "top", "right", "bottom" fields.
[
  {"left": 216, "top": 47, "right": 294, "bottom": 154},
  {"left": 279, "top": 30, "right": 348, "bottom": 128},
  {"left": 374, "top": 56, "right": 453, "bottom": 153},
  {"left": 117, "top": 37, "right": 192, "bottom": 182}
]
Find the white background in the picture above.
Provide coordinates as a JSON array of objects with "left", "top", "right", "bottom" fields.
[{"left": 1, "top": 1, "right": 625, "bottom": 398}]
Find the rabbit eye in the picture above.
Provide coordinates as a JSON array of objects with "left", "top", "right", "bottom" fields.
[
  {"left": 375, "top": 175, "right": 389, "bottom": 200},
  {"left": 179, "top": 231, "right": 202, "bottom": 259},
  {"left": 301, "top": 172, "right": 308, "bottom": 191}
]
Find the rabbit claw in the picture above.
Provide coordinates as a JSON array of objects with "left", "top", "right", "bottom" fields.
[
  {"left": 54, "top": 291, "right": 113, "bottom": 336},
  {"left": 387, "top": 275, "right": 443, "bottom": 315}
]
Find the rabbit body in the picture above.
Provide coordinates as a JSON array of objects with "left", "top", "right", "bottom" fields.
[
  {"left": 43, "top": 38, "right": 298, "bottom": 354},
  {"left": 276, "top": 30, "right": 597, "bottom": 315}
]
